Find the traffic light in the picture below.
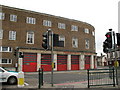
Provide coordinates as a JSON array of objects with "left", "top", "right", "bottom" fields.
[
  {"left": 14, "top": 49, "right": 17, "bottom": 56},
  {"left": 103, "top": 41, "right": 109, "bottom": 53},
  {"left": 19, "top": 52, "right": 24, "bottom": 58},
  {"left": 105, "top": 32, "right": 112, "bottom": 48},
  {"left": 42, "top": 32, "right": 49, "bottom": 49},
  {"left": 53, "top": 34, "right": 59, "bottom": 47},
  {"left": 116, "top": 33, "right": 120, "bottom": 46}
]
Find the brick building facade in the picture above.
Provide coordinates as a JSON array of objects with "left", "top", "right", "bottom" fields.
[{"left": 0, "top": 5, "right": 96, "bottom": 72}]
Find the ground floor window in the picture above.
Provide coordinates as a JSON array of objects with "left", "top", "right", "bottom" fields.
[
  {"left": 0, "top": 46, "right": 12, "bottom": 52},
  {"left": 0, "top": 59, "right": 12, "bottom": 64}
]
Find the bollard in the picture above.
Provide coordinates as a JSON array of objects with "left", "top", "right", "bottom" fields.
[
  {"left": 18, "top": 71, "right": 24, "bottom": 87},
  {"left": 41, "top": 68, "right": 44, "bottom": 86},
  {"left": 38, "top": 68, "right": 43, "bottom": 89}
]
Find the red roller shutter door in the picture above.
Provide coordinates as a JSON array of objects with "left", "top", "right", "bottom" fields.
[
  {"left": 85, "top": 56, "right": 91, "bottom": 69},
  {"left": 57, "top": 55, "right": 67, "bottom": 71},
  {"left": 71, "top": 55, "right": 79, "bottom": 70},
  {"left": 41, "top": 54, "right": 52, "bottom": 71},
  {"left": 23, "top": 53, "right": 37, "bottom": 72}
]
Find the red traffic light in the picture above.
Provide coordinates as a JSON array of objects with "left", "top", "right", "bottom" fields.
[
  {"left": 106, "top": 34, "right": 110, "bottom": 38},
  {"left": 105, "top": 32, "right": 112, "bottom": 48},
  {"left": 105, "top": 32, "right": 111, "bottom": 37}
]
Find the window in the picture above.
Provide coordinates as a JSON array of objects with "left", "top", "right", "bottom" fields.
[
  {"left": 58, "top": 23, "right": 66, "bottom": 29},
  {"left": 92, "top": 31, "right": 95, "bottom": 36},
  {"left": 9, "top": 31, "right": 16, "bottom": 40},
  {"left": 26, "top": 31, "right": 34, "bottom": 44},
  {"left": 0, "top": 12, "right": 5, "bottom": 20},
  {"left": 26, "top": 17, "right": 36, "bottom": 24},
  {"left": 43, "top": 20, "right": 52, "bottom": 27},
  {"left": 59, "top": 35, "right": 65, "bottom": 47},
  {"left": 0, "top": 30, "right": 3, "bottom": 39},
  {"left": 0, "top": 59, "right": 12, "bottom": 64},
  {"left": 72, "top": 37, "right": 78, "bottom": 48},
  {"left": 0, "top": 46, "right": 12, "bottom": 52},
  {"left": 10, "top": 14, "right": 17, "bottom": 22},
  {"left": 85, "top": 39, "right": 89, "bottom": 49},
  {"left": 71, "top": 25, "right": 78, "bottom": 31},
  {"left": 84, "top": 28, "right": 89, "bottom": 34}
]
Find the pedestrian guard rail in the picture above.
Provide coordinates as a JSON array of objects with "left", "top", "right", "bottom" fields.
[{"left": 87, "top": 67, "right": 116, "bottom": 88}]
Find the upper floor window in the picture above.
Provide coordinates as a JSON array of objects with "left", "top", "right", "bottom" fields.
[
  {"left": 58, "top": 23, "right": 66, "bottom": 29},
  {"left": 9, "top": 31, "right": 16, "bottom": 40},
  {"left": 0, "top": 12, "right": 5, "bottom": 20},
  {"left": 0, "top": 29, "right": 3, "bottom": 39},
  {"left": 0, "top": 59, "right": 12, "bottom": 64},
  {"left": 72, "top": 37, "right": 78, "bottom": 48},
  {"left": 71, "top": 25, "right": 78, "bottom": 31},
  {"left": 10, "top": 14, "right": 17, "bottom": 22},
  {"left": 0, "top": 46, "right": 12, "bottom": 52},
  {"left": 26, "top": 31, "right": 34, "bottom": 44},
  {"left": 43, "top": 20, "right": 52, "bottom": 27},
  {"left": 85, "top": 39, "right": 89, "bottom": 49},
  {"left": 26, "top": 17, "right": 36, "bottom": 24},
  {"left": 59, "top": 35, "right": 65, "bottom": 47},
  {"left": 92, "top": 31, "right": 95, "bottom": 36},
  {"left": 84, "top": 28, "right": 89, "bottom": 34}
]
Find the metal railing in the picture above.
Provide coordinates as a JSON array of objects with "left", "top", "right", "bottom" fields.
[{"left": 87, "top": 68, "right": 116, "bottom": 88}]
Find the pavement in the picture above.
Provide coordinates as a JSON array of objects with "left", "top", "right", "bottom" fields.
[
  {"left": 2, "top": 79, "right": 120, "bottom": 89},
  {"left": 1, "top": 66, "right": 120, "bottom": 89}
]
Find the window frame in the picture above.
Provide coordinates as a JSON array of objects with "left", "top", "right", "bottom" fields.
[
  {"left": 0, "top": 59, "right": 12, "bottom": 64},
  {"left": 92, "top": 31, "right": 95, "bottom": 36},
  {"left": 84, "top": 28, "right": 89, "bottom": 34},
  {"left": 59, "top": 35, "right": 65, "bottom": 47},
  {"left": 43, "top": 20, "right": 52, "bottom": 27},
  {"left": 85, "top": 39, "right": 90, "bottom": 49},
  {"left": 9, "top": 31, "right": 16, "bottom": 40},
  {"left": 0, "top": 12, "right": 5, "bottom": 20},
  {"left": 58, "top": 23, "right": 66, "bottom": 29},
  {"left": 26, "top": 17, "right": 36, "bottom": 24},
  {"left": 10, "top": 14, "right": 17, "bottom": 22},
  {"left": 0, "top": 46, "right": 12, "bottom": 52},
  {"left": 72, "top": 37, "right": 78, "bottom": 48},
  {"left": 0, "top": 29, "right": 3, "bottom": 39},
  {"left": 71, "top": 25, "right": 78, "bottom": 31},
  {"left": 26, "top": 31, "right": 34, "bottom": 44}
]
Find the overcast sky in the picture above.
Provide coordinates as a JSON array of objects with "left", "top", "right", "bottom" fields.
[{"left": 0, "top": 0, "right": 119, "bottom": 56}]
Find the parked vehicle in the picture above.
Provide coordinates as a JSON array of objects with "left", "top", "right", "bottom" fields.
[{"left": 0, "top": 67, "right": 18, "bottom": 84}]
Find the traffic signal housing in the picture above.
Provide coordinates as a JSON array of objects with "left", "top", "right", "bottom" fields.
[
  {"left": 105, "top": 32, "right": 112, "bottom": 48},
  {"left": 103, "top": 41, "right": 109, "bottom": 53},
  {"left": 53, "top": 34, "right": 59, "bottom": 47},
  {"left": 19, "top": 52, "right": 24, "bottom": 58},
  {"left": 116, "top": 33, "right": 120, "bottom": 46},
  {"left": 42, "top": 32, "right": 49, "bottom": 49},
  {"left": 14, "top": 49, "right": 17, "bottom": 56}
]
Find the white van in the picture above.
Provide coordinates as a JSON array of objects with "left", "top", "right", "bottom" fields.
[{"left": 0, "top": 67, "right": 18, "bottom": 84}]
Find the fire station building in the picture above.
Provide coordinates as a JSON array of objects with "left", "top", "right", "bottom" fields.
[{"left": 0, "top": 5, "right": 96, "bottom": 72}]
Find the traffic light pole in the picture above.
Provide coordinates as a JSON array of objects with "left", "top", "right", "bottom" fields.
[
  {"left": 47, "top": 29, "right": 54, "bottom": 87},
  {"left": 51, "top": 30, "right": 54, "bottom": 87},
  {"left": 113, "top": 31, "right": 118, "bottom": 85}
]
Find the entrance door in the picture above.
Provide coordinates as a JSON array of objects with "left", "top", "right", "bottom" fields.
[
  {"left": 57, "top": 55, "right": 67, "bottom": 71},
  {"left": 41, "top": 54, "right": 52, "bottom": 71},
  {"left": 23, "top": 53, "right": 37, "bottom": 72},
  {"left": 71, "top": 55, "right": 79, "bottom": 70},
  {"left": 85, "top": 55, "right": 91, "bottom": 69}
]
